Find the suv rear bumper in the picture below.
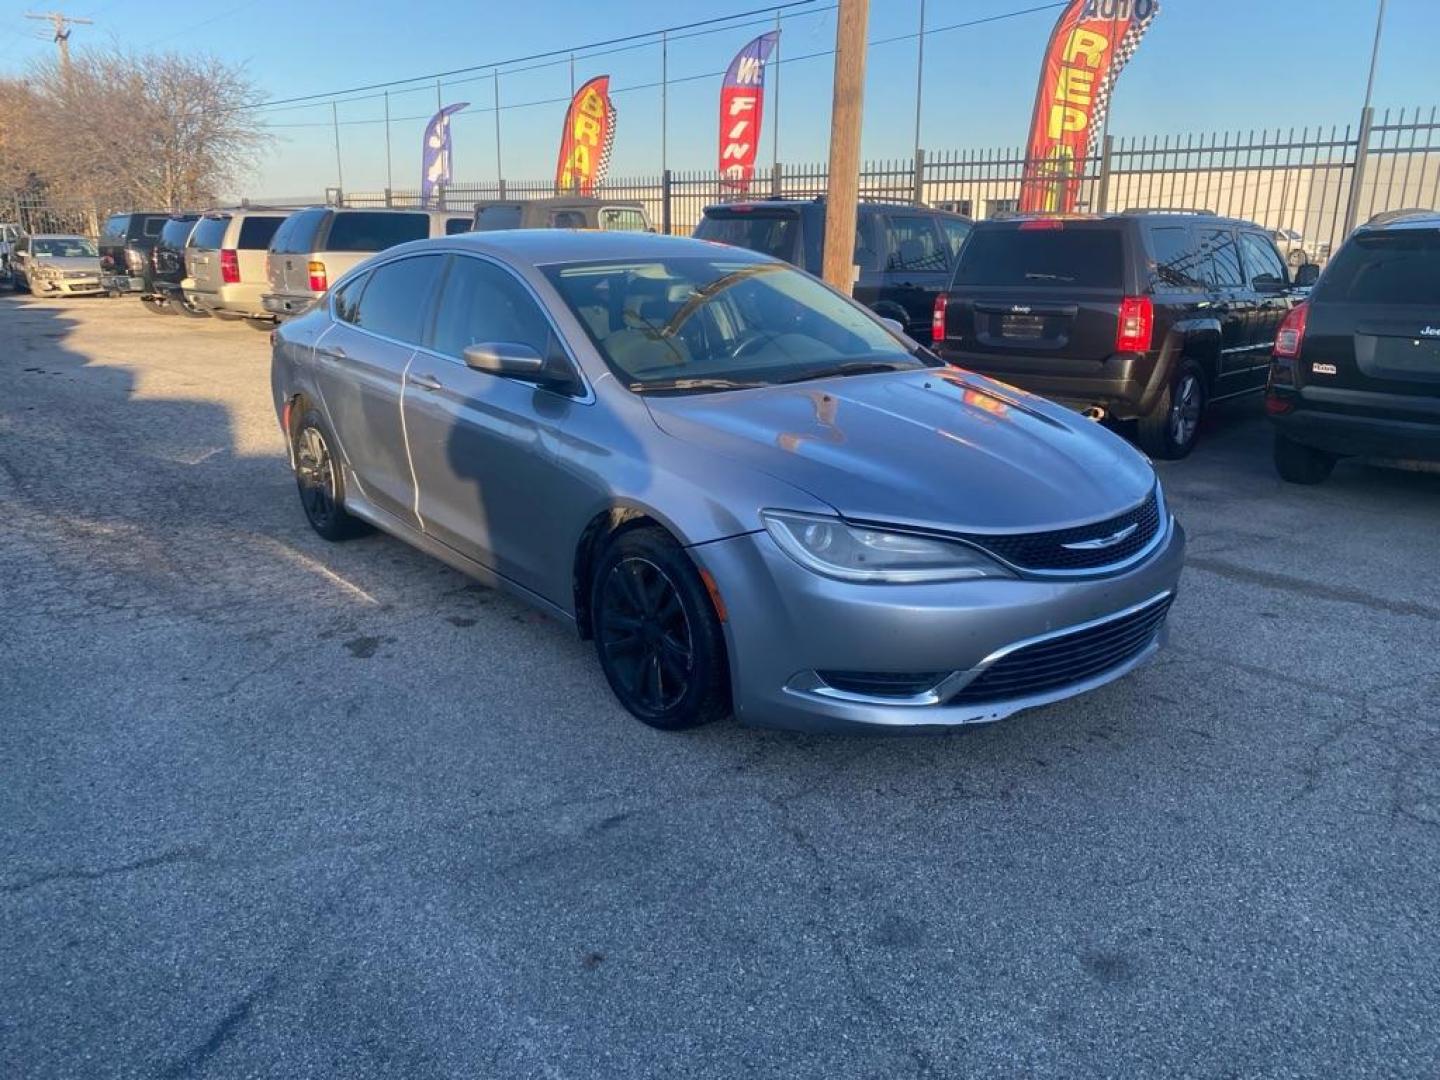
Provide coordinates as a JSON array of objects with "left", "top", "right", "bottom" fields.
[
  {"left": 1270, "top": 387, "right": 1440, "bottom": 461},
  {"left": 262, "top": 292, "right": 318, "bottom": 317},
  {"left": 942, "top": 349, "right": 1161, "bottom": 419}
]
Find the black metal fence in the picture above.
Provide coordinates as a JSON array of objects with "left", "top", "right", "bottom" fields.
[{"left": 337, "top": 106, "right": 1438, "bottom": 264}]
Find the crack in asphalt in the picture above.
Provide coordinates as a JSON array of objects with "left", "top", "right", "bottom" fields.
[{"left": 1187, "top": 556, "right": 1440, "bottom": 623}]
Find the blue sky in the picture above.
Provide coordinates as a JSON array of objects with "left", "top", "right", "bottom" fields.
[{"left": 1, "top": 0, "right": 1435, "bottom": 200}]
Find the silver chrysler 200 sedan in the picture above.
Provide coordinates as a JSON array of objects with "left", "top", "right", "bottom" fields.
[{"left": 270, "top": 231, "right": 1185, "bottom": 733}]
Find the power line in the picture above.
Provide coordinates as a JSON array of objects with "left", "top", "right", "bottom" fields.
[{"left": 234, "top": 0, "right": 822, "bottom": 114}]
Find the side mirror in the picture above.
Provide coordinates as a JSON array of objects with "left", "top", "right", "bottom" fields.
[
  {"left": 878, "top": 316, "right": 905, "bottom": 336},
  {"left": 1294, "top": 264, "right": 1320, "bottom": 288},
  {"left": 463, "top": 341, "right": 546, "bottom": 379}
]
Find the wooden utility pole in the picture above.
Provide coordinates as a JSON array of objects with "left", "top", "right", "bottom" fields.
[
  {"left": 25, "top": 11, "right": 92, "bottom": 76},
  {"left": 821, "top": 0, "right": 869, "bottom": 293}
]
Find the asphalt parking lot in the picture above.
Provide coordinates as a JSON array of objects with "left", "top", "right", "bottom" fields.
[{"left": 2, "top": 292, "right": 1438, "bottom": 1079}]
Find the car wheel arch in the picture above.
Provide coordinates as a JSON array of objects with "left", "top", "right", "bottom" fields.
[{"left": 573, "top": 506, "right": 672, "bottom": 640}]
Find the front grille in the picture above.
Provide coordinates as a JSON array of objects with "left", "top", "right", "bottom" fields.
[
  {"left": 957, "top": 489, "right": 1162, "bottom": 573},
  {"left": 949, "top": 594, "right": 1173, "bottom": 704},
  {"left": 817, "top": 671, "right": 948, "bottom": 699}
]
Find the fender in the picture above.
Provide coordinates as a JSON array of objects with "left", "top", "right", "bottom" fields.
[{"left": 1141, "top": 317, "right": 1221, "bottom": 415}]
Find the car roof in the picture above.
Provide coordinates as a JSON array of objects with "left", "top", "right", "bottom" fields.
[
  {"left": 975, "top": 210, "right": 1262, "bottom": 230},
  {"left": 702, "top": 197, "right": 964, "bottom": 216},
  {"left": 1361, "top": 208, "right": 1440, "bottom": 231},
  {"left": 385, "top": 229, "right": 775, "bottom": 267}
]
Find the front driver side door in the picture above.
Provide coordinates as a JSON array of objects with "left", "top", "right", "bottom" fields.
[{"left": 402, "top": 254, "right": 588, "bottom": 605}]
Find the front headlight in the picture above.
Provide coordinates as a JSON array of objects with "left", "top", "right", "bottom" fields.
[{"left": 762, "top": 510, "right": 1011, "bottom": 583}]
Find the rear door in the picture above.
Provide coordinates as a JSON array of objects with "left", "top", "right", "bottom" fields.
[
  {"left": 874, "top": 212, "right": 951, "bottom": 336},
  {"left": 1238, "top": 229, "right": 1293, "bottom": 367},
  {"left": 1196, "top": 225, "right": 1258, "bottom": 391},
  {"left": 186, "top": 215, "right": 231, "bottom": 290},
  {"left": 941, "top": 221, "right": 1129, "bottom": 370},
  {"left": 313, "top": 254, "right": 447, "bottom": 526},
  {"left": 1303, "top": 226, "right": 1440, "bottom": 397}
]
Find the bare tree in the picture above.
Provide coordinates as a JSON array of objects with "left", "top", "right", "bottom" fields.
[{"left": 9, "top": 48, "right": 270, "bottom": 213}]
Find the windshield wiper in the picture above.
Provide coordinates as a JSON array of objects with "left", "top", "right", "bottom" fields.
[
  {"left": 775, "top": 360, "right": 917, "bottom": 384},
  {"left": 629, "top": 376, "right": 766, "bottom": 394}
]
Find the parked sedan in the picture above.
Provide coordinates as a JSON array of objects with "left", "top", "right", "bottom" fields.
[
  {"left": 271, "top": 232, "right": 1185, "bottom": 733},
  {"left": 9, "top": 234, "right": 105, "bottom": 296}
]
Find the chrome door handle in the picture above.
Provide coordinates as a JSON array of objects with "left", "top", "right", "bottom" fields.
[
  {"left": 319, "top": 345, "right": 347, "bottom": 361},
  {"left": 410, "top": 373, "right": 443, "bottom": 391}
]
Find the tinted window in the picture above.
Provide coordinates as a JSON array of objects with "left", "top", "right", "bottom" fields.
[
  {"left": 271, "top": 208, "right": 327, "bottom": 254},
  {"left": 326, "top": 212, "right": 429, "bottom": 252},
  {"left": 1149, "top": 226, "right": 1206, "bottom": 288},
  {"left": 1313, "top": 231, "right": 1440, "bottom": 306},
  {"left": 349, "top": 255, "right": 444, "bottom": 342},
  {"left": 160, "top": 218, "right": 197, "bottom": 248},
  {"left": 141, "top": 217, "right": 165, "bottom": 238},
  {"left": 237, "top": 215, "right": 284, "bottom": 250},
  {"left": 1239, "top": 231, "right": 1287, "bottom": 286},
  {"left": 332, "top": 271, "right": 369, "bottom": 325},
  {"left": 101, "top": 215, "right": 129, "bottom": 244},
  {"left": 953, "top": 226, "right": 1124, "bottom": 288},
  {"left": 694, "top": 212, "right": 800, "bottom": 263},
  {"left": 600, "top": 207, "right": 648, "bottom": 232},
  {"left": 445, "top": 217, "right": 472, "bottom": 236},
  {"left": 474, "top": 205, "right": 523, "bottom": 230},
  {"left": 884, "top": 216, "right": 948, "bottom": 272},
  {"left": 1199, "top": 228, "right": 1243, "bottom": 287},
  {"left": 431, "top": 257, "right": 552, "bottom": 360},
  {"left": 549, "top": 210, "right": 588, "bottom": 229},
  {"left": 853, "top": 217, "right": 881, "bottom": 272},
  {"left": 188, "top": 216, "right": 230, "bottom": 249},
  {"left": 940, "top": 217, "right": 972, "bottom": 259}
]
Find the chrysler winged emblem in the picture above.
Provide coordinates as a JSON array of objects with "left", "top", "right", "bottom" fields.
[{"left": 1061, "top": 523, "right": 1139, "bottom": 551}]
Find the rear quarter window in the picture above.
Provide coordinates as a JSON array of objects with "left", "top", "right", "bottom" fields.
[
  {"left": 953, "top": 226, "right": 1124, "bottom": 288},
  {"left": 188, "top": 217, "right": 230, "bottom": 249},
  {"left": 271, "top": 208, "right": 328, "bottom": 254},
  {"left": 1313, "top": 231, "right": 1440, "bottom": 306},
  {"left": 325, "top": 212, "right": 429, "bottom": 252},
  {"left": 160, "top": 219, "right": 196, "bottom": 247},
  {"left": 445, "top": 217, "right": 472, "bottom": 236},
  {"left": 237, "top": 215, "right": 284, "bottom": 250},
  {"left": 140, "top": 217, "right": 166, "bottom": 238},
  {"left": 1148, "top": 225, "right": 1207, "bottom": 288},
  {"left": 101, "top": 215, "right": 130, "bottom": 244}
]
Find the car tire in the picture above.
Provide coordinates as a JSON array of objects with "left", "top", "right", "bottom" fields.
[
  {"left": 174, "top": 295, "right": 210, "bottom": 318},
  {"left": 291, "top": 408, "right": 371, "bottom": 541},
  {"left": 1273, "top": 431, "right": 1336, "bottom": 485},
  {"left": 590, "top": 527, "right": 731, "bottom": 730},
  {"left": 141, "top": 295, "right": 172, "bottom": 315},
  {"left": 1137, "top": 359, "right": 1206, "bottom": 460}
]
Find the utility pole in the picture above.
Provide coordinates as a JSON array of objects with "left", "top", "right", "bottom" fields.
[
  {"left": 822, "top": 0, "right": 869, "bottom": 293},
  {"left": 912, "top": 0, "right": 925, "bottom": 163},
  {"left": 1344, "top": 0, "right": 1388, "bottom": 234},
  {"left": 25, "top": 11, "right": 92, "bottom": 76}
]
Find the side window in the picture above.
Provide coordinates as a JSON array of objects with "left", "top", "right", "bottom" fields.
[
  {"left": 599, "top": 207, "right": 648, "bottom": 232},
  {"left": 940, "top": 217, "right": 972, "bottom": 259},
  {"left": 332, "top": 271, "right": 370, "bottom": 325},
  {"left": 142, "top": 217, "right": 165, "bottom": 238},
  {"left": 1239, "top": 231, "right": 1287, "bottom": 287},
  {"left": 1199, "top": 228, "right": 1244, "bottom": 287},
  {"left": 430, "top": 256, "right": 553, "bottom": 361},
  {"left": 853, "top": 216, "right": 880, "bottom": 272},
  {"left": 883, "top": 215, "right": 948, "bottom": 272},
  {"left": 1149, "top": 226, "right": 1206, "bottom": 288},
  {"left": 549, "top": 210, "right": 588, "bottom": 229},
  {"left": 349, "top": 255, "right": 445, "bottom": 343},
  {"left": 445, "top": 217, "right": 472, "bottom": 236}
]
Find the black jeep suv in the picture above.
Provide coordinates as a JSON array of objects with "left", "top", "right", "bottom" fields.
[
  {"left": 98, "top": 211, "right": 173, "bottom": 294},
  {"left": 932, "top": 210, "right": 1304, "bottom": 458},
  {"left": 138, "top": 214, "right": 202, "bottom": 314},
  {"left": 694, "top": 197, "right": 972, "bottom": 339},
  {"left": 1265, "top": 209, "right": 1440, "bottom": 484}
]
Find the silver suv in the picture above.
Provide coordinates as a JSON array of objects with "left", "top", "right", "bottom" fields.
[
  {"left": 262, "top": 207, "right": 472, "bottom": 318},
  {"left": 183, "top": 208, "right": 290, "bottom": 323}
]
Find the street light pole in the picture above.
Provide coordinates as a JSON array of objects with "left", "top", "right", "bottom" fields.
[{"left": 822, "top": 0, "right": 869, "bottom": 293}]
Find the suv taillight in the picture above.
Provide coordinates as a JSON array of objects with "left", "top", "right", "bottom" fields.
[
  {"left": 308, "top": 260, "right": 328, "bottom": 292},
  {"left": 220, "top": 249, "right": 240, "bottom": 284},
  {"left": 1116, "top": 296, "right": 1153, "bottom": 353},
  {"left": 1274, "top": 302, "right": 1308, "bottom": 359},
  {"left": 931, "top": 293, "right": 948, "bottom": 344}
]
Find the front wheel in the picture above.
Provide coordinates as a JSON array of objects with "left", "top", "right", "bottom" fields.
[
  {"left": 1137, "top": 360, "right": 1206, "bottom": 460},
  {"left": 291, "top": 409, "right": 370, "bottom": 541},
  {"left": 1273, "top": 431, "right": 1336, "bottom": 484},
  {"left": 591, "top": 528, "right": 731, "bottom": 730}
]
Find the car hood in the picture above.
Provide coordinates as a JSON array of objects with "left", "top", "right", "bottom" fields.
[
  {"left": 33, "top": 256, "right": 101, "bottom": 272},
  {"left": 643, "top": 368, "right": 1156, "bottom": 533}
]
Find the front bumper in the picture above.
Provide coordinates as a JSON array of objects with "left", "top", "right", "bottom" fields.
[
  {"left": 691, "top": 515, "right": 1186, "bottom": 733},
  {"left": 32, "top": 275, "right": 105, "bottom": 296}
]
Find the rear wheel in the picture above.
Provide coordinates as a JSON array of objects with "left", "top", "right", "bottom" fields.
[
  {"left": 141, "top": 295, "right": 172, "bottom": 315},
  {"left": 1137, "top": 359, "right": 1206, "bottom": 460},
  {"left": 291, "top": 409, "right": 370, "bottom": 541},
  {"left": 174, "top": 293, "right": 210, "bottom": 318},
  {"left": 590, "top": 528, "right": 730, "bottom": 730},
  {"left": 1273, "top": 431, "right": 1336, "bottom": 485}
]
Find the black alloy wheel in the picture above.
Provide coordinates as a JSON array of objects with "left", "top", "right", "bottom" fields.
[
  {"left": 591, "top": 528, "right": 730, "bottom": 730},
  {"left": 292, "top": 409, "right": 368, "bottom": 541}
]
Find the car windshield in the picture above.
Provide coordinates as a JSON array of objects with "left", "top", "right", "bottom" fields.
[
  {"left": 33, "top": 238, "right": 98, "bottom": 257},
  {"left": 543, "top": 256, "right": 933, "bottom": 393}
]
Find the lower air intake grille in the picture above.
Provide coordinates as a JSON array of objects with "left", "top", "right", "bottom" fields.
[{"left": 949, "top": 594, "right": 1173, "bottom": 704}]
